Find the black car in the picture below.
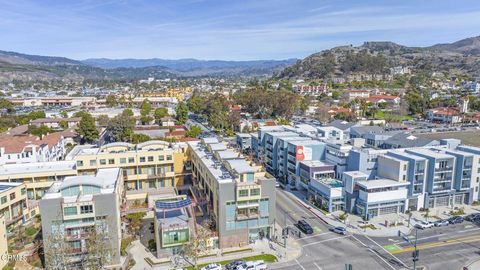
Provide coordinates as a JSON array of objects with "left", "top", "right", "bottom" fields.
[
  {"left": 448, "top": 216, "right": 464, "bottom": 224},
  {"left": 297, "top": 220, "right": 313, "bottom": 234},
  {"left": 225, "top": 260, "right": 245, "bottom": 270},
  {"left": 465, "top": 213, "right": 480, "bottom": 222}
]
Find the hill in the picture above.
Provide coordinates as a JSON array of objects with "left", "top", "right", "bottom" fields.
[{"left": 278, "top": 36, "right": 480, "bottom": 80}]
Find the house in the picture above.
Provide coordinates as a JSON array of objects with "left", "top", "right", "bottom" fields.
[
  {"left": 348, "top": 90, "right": 370, "bottom": 100},
  {"left": 160, "top": 116, "right": 176, "bottom": 127},
  {"left": 0, "top": 133, "right": 66, "bottom": 165},
  {"left": 426, "top": 107, "right": 462, "bottom": 124},
  {"left": 29, "top": 117, "right": 81, "bottom": 129},
  {"left": 366, "top": 95, "right": 401, "bottom": 107}
]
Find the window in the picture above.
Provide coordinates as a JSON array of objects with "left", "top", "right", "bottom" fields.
[
  {"left": 80, "top": 205, "right": 93, "bottom": 214},
  {"left": 159, "top": 155, "right": 164, "bottom": 161},
  {"left": 108, "top": 159, "right": 115, "bottom": 165},
  {"left": 9, "top": 193, "right": 15, "bottom": 200},
  {"left": 100, "top": 159, "right": 106, "bottom": 165},
  {"left": 140, "top": 157, "right": 146, "bottom": 162},
  {"left": 239, "top": 190, "right": 248, "bottom": 197},
  {"left": 148, "top": 156, "right": 154, "bottom": 162},
  {"left": 128, "top": 157, "right": 135, "bottom": 163},
  {"left": 250, "top": 188, "right": 260, "bottom": 196},
  {"left": 89, "top": 160, "right": 97, "bottom": 166},
  {"left": 21, "top": 188, "right": 26, "bottom": 195},
  {"left": 120, "top": 158, "right": 126, "bottom": 164},
  {"left": 149, "top": 180, "right": 156, "bottom": 188},
  {"left": 1, "top": 196, "right": 6, "bottom": 204},
  {"left": 76, "top": 160, "right": 83, "bottom": 167},
  {"left": 64, "top": 206, "right": 77, "bottom": 216},
  {"left": 166, "top": 155, "right": 172, "bottom": 161}
]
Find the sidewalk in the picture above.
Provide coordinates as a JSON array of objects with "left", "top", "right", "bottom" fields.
[{"left": 462, "top": 258, "right": 480, "bottom": 270}]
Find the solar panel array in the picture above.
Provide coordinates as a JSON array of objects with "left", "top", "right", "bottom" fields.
[{"left": 155, "top": 197, "right": 192, "bottom": 209}]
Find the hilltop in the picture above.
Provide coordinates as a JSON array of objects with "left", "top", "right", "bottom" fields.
[{"left": 278, "top": 36, "right": 480, "bottom": 80}]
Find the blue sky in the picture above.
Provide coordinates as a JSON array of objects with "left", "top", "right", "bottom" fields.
[{"left": 1, "top": 0, "right": 480, "bottom": 60}]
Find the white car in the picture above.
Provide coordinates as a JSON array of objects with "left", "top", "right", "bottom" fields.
[
  {"left": 414, "top": 221, "right": 434, "bottom": 229},
  {"left": 236, "top": 260, "right": 267, "bottom": 270},
  {"left": 201, "top": 263, "right": 222, "bottom": 270}
]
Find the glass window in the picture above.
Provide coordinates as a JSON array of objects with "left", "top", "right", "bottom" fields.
[
  {"left": 80, "top": 205, "right": 93, "bottom": 214},
  {"left": 128, "top": 157, "right": 135, "bottom": 163},
  {"left": 140, "top": 157, "right": 146, "bottom": 162},
  {"left": 76, "top": 160, "right": 83, "bottom": 167},
  {"left": 89, "top": 160, "right": 97, "bottom": 166},
  {"left": 148, "top": 156, "right": 154, "bottom": 162},
  {"left": 21, "top": 188, "right": 26, "bottom": 195},
  {"left": 166, "top": 155, "right": 172, "bottom": 161},
  {"left": 64, "top": 206, "right": 77, "bottom": 216},
  {"left": 1, "top": 196, "right": 6, "bottom": 204},
  {"left": 120, "top": 158, "right": 126, "bottom": 164},
  {"left": 100, "top": 159, "right": 106, "bottom": 165},
  {"left": 108, "top": 159, "right": 115, "bottom": 165},
  {"left": 250, "top": 188, "right": 260, "bottom": 196},
  {"left": 9, "top": 193, "right": 15, "bottom": 200},
  {"left": 239, "top": 190, "right": 248, "bottom": 197},
  {"left": 159, "top": 155, "right": 164, "bottom": 161}
]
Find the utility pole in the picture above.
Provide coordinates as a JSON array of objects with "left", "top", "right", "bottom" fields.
[{"left": 398, "top": 229, "right": 419, "bottom": 270}]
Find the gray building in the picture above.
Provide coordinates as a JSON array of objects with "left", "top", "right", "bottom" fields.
[
  {"left": 40, "top": 168, "right": 123, "bottom": 269},
  {"left": 189, "top": 138, "right": 276, "bottom": 249}
]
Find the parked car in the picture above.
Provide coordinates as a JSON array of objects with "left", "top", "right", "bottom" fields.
[
  {"left": 201, "top": 263, "right": 222, "bottom": 270},
  {"left": 226, "top": 260, "right": 245, "bottom": 270},
  {"left": 433, "top": 220, "right": 449, "bottom": 227},
  {"left": 329, "top": 226, "right": 347, "bottom": 235},
  {"left": 414, "top": 221, "right": 434, "bottom": 229},
  {"left": 465, "top": 213, "right": 480, "bottom": 221},
  {"left": 236, "top": 260, "right": 266, "bottom": 270},
  {"left": 448, "top": 216, "right": 464, "bottom": 224},
  {"left": 296, "top": 220, "right": 313, "bottom": 234}
]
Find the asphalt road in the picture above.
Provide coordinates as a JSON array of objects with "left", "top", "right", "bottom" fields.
[{"left": 273, "top": 188, "right": 480, "bottom": 270}]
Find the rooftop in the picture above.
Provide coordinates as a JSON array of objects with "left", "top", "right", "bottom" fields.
[
  {"left": 357, "top": 179, "right": 409, "bottom": 189},
  {"left": 0, "top": 160, "right": 76, "bottom": 176},
  {"left": 0, "top": 182, "right": 23, "bottom": 193}
]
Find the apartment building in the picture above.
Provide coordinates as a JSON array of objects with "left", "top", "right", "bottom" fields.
[
  {"left": 69, "top": 141, "right": 189, "bottom": 199},
  {"left": 0, "top": 161, "right": 77, "bottom": 200},
  {"left": 285, "top": 140, "right": 326, "bottom": 187},
  {"left": 40, "top": 168, "right": 123, "bottom": 269},
  {"left": 0, "top": 182, "right": 28, "bottom": 229},
  {"left": 189, "top": 138, "right": 276, "bottom": 248},
  {"left": 0, "top": 133, "right": 66, "bottom": 165}
]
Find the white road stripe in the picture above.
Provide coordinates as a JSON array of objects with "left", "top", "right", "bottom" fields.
[
  {"left": 298, "top": 232, "right": 333, "bottom": 240},
  {"left": 350, "top": 235, "right": 396, "bottom": 270},
  {"left": 363, "top": 234, "right": 408, "bottom": 268},
  {"left": 302, "top": 235, "right": 349, "bottom": 247},
  {"left": 295, "top": 259, "right": 306, "bottom": 270},
  {"left": 314, "top": 262, "right": 323, "bottom": 270}
]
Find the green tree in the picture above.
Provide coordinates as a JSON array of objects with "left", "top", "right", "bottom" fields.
[
  {"left": 96, "top": 115, "right": 110, "bottom": 126},
  {"left": 0, "top": 98, "right": 15, "bottom": 114},
  {"left": 187, "top": 94, "right": 205, "bottom": 114},
  {"left": 130, "top": 133, "right": 151, "bottom": 144},
  {"left": 154, "top": 108, "right": 168, "bottom": 123},
  {"left": 107, "top": 111, "right": 136, "bottom": 142},
  {"left": 186, "top": 125, "right": 202, "bottom": 138},
  {"left": 77, "top": 113, "right": 99, "bottom": 143},
  {"left": 175, "top": 102, "right": 189, "bottom": 124},
  {"left": 105, "top": 94, "right": 118, "bottom": 107},
  {"left": 28, "top": 125, "right": 53, "bottom": 138},
  {"left": 59, "top": 120, "right": 68, "bottom": 129},
  {"left": 122, "top": 108, "right": 134, "bottom": 117}
]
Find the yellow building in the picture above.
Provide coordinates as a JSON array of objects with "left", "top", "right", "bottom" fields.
[
  {"left": 0, "top": 161, "right": 77, "bottom": 200},
  {"left": 0, "top": 214, "right": 7, "bottom": 269},
  {"left": 0, "top": 183, "right": 28, "bottom": 229},
  {"left": 70, "top": 141, "right": 190, "bottom": 200}
]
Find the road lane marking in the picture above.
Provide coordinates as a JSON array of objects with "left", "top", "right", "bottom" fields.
[
  {"left": 396, "top": 227, "right": 480, "bottom": 246},
  {"left": 298, "top": 232, "right": 332, "bottom": 240},
  {"left": 390, "top": 234, "right": 480, "bottom": 254},
  {"left": 302, "top": 235, "right": 349, "bottom": 247},
  {"left": 384, "top": 244, "right": 403, "bottom": 252},
  {"left": 314, "top": 262, "right": 323, "bottom": 270},
  {"left": 295, "top": 259, "right": 306, "bottom": 270},
  {"left": 350, "top": 235, "right": 396, "bottom": 270},
  {"left": 363, "top": 234, "right": 408, "bottom": 268}
]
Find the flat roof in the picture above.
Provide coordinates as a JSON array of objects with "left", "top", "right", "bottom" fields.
[
  {"left": 343, "top": 171, "right": 368, "bottom": 178},
  {"left": 226, "top": 159, "right": 255, "bottom": 174},
  {"left": 209, "top": 143, "right": 227, "bottom": 151},
  {"left": 408, "top": 148, "right": 454, "bottom": 159},
  {"left": 357, "top": 179, "right": 409, "bottom": 189},
  {"left": 217, "top": 150, "right": 241, "bottom": 160},
  {"left": 387, "top": 150, "right": 426, "bottom": 161},
  {"left": 0, "top": 160, "right": 76, "bottom": 176},
  {"left": 188, "top": 141, "right": 234, "bottom": 183},
  {"left": 299, "top": 160, "right": 334, "bottom": 167}
]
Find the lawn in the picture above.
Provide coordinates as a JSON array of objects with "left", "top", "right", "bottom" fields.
[
  {"left": 417, "top": 130, "right": 480, "bottom": 147},
  {"left": 185, "top": 254, "right": 277, "bottom": 270}
]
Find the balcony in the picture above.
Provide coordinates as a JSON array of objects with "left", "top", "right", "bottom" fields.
[{"left": 435, "top": 166, "right": 453, "bottom": 172}]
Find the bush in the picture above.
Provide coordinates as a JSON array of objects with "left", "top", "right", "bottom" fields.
[
  {"left": 25, "top": 226, "right": 38, "bottom": 237},
  {"left": 121, "top": 237, "right": 133, "bottom": 256},
  {"left": 148, "top": 239, "right": 156, "bottom": 252}
]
